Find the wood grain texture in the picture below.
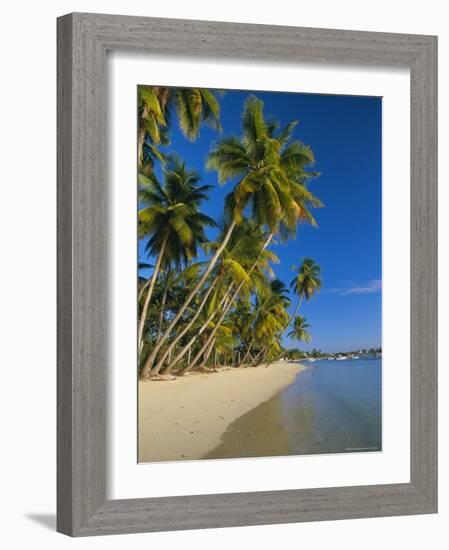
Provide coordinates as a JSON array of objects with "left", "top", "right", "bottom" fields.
[
  {"left": 57, "top": 14, "right": 74, "bottom": 536},
  {"left": 57, "top": 12, "right": 438, "bottom": 536}
]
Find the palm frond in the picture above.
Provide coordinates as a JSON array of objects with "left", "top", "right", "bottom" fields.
[
  {"left": 242, "top": 95, "right": 268, "bottom": 145},
  {"left": 281, "top": 141, "right": 315, "bottom": 173}
]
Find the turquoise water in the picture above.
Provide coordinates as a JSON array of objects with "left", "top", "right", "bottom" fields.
[{"left": 206, "top": 358, "right": 382, "bottom": 459}]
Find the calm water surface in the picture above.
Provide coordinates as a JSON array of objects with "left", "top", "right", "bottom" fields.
[{"left": 206, "top": 358, "right": 382, "bottom": 459}]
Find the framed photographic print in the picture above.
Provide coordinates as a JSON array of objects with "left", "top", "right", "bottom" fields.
[{"left": 57, "top": 13, "right": 438, "bottom": 536}]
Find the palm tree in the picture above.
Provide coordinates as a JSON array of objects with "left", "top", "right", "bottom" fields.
[
  {"left": 173, "top": 88, "right": 222, "bottom": 140},
  {"left": 156, "top": 220, "right": 277, "bottom": 375},
  {"left": 270, "top": 279, "right": 291, "bottom": 309},
  {"left": 211, "top": 323, "right": 236, "bottom": 367},
  {"left": 265, "top": 260, "right": 321, "bottom": 367},
  {"left": 291, "top": 258, "right": 322, "bottom": 306},
  {"left": 138, "top": 86, "right": 222, "bottom": 173},
  {"left": 154, "top": 267, "right": 177, "bottom": 343},
  {"left": 267, "top": 315, "right": 312, "bottom": 367},
  {"left": 207, "top": 95, "right": 322, "bottom": 238},
  {"left": 231, "top": 277, "right": 289, "bottom": 367},
  {"left": 288, "top": 316, "right": 312, "bottom": 345},
  {"left": 178, "top": 224, "right": 282, "bottom": 375},
  {"left": 153, "top": 277, "right": 221, "bottom": 374},
  {"left": 137, "top": 261, "right": 153, "bottom": 301},
  {"left": 197, "top": 318, "right": 236, "bottom": 370},
  {"left": 251, "top": 283, "right": 290, "bottom": 354},
  {"left": 141, "top": 221, "right": 240, "bottom": 376},
  {"left": 174, "top": 97, "right": 321, "bottom": 374},
  {"left": 137, "top": 160, "right": 215, "bottom": 357},
  {"left": 143, "top": 95, "right": 321, "bottom": 376},
  {"left": 159, "top": 282, "right": 235, "bottom": 375},
  {"left": 138, "top": 87, "right": 169, "bottom": 174},
  {"left": 231, "top": 299, "right": 253, "bottom": 367},
  {"left": 281, "top": 258, "right": 322, "bottom": 337}
]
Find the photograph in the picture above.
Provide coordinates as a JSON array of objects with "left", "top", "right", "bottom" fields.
[
  {"left": 0, "top": 2, "right": 439, "bottom": 542},
  {"left": 137, "top": 85, "right": 382, "bottom": 463}
]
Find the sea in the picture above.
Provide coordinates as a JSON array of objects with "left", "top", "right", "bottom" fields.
[{"left": 206, "top": 357, "right": 382, "bottom": 459}]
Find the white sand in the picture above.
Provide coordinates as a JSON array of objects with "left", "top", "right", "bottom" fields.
[{"left": 138, "top": 362, "right": 306, "bottom": 462}]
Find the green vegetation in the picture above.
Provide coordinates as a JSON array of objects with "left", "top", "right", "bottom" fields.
[{"left": 137, "top": 86, "right": 323, "bottom": 379}]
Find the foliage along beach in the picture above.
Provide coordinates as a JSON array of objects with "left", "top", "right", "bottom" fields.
[{"left": 137, "top": 87, "right": 322, "bottom": 380}]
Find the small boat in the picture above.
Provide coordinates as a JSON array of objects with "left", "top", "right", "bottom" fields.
[
  {"left": 336, "top": 356, "right": 346, "bottom": 361},
  {"left": 352, "top": 356, "right": 359, "bottom": 359}
]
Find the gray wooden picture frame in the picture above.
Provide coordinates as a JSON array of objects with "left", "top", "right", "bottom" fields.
[{"left": 57, "top": 12, "right": 438, "bottom": 537}]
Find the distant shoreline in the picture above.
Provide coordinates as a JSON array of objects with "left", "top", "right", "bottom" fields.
[{"left": 138, "top": 362, "right": 306, "bottom": 463}]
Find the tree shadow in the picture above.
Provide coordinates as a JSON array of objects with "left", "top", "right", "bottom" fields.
[{"left": 25, "top": 513, "right": 56, "bottom": 531}]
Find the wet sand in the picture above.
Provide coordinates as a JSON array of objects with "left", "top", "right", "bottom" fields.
[
  {"left": 206, "top": 390, "right": 292, "bottom": 459},
  {"left": 207, "top": 358, "right": 382, "bottom": 459},
  {"left": 138, "top": 362, "right": 305, "bottom": 462}
]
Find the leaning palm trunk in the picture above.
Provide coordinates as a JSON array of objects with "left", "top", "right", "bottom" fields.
[
  {"left": 138, "top": 104, "right": 149, "bottom": 169},
  {"left": 265, "top": 344, "right": 293, "bottom": 367},
  {"left": 198, "top": 337, "right": 215, "bottom": 370},
  {"left": 252, "top": 347, "right": 268, "bottom": 367},
  {"left": 155, "top": 275, "right": 170, "bottom": 343},
  {"left": 237, "top": 340, "right": 253, "bottom": 367},
  {"left": 267, "top": 339, "right": 302, "bottom": 366},
  {"left": 275, "top": 294, "right": 304, "bottom": 346},
  {"left": 138, "top": 128, "right": 145, "bottom": 170},
  {"left": 264, "top": 294, "right": 304, "bottom": 368},
  {"left": 138, "top": 276, "right": 151, "bottom": 302},
  {"left": 150, "top": 278, "right": 219, "bottom": 375},
  {"left": 137, "top": 233, "right": 168, "bottom": 354},
  {"left": 182, "top": 283, "right": 247, "bottom": 373},
  {"left": 252, "top": 348, "right": 269, "bottom": 367},
  {"left": 160, "top": 285, "right": 234, "bottom": 375},
  {"left": 250, "top": 347, "right": 266, "bottom": 366},
  {"left": 140, "top": 220, "right": 237, "bottom": 377},
  {"left": 181, "top": 232, "right": 274, "bottom": 375},
  {"left": 284, "top": 294, "right": 304, "bottom": 334}
]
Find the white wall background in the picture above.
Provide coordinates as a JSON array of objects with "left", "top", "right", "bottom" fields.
[{"left": 0, "top": 0, "right": 445, "bottom": 547}]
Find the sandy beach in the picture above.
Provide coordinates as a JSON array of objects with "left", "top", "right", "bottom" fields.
[{"left": 138, "top": 362, "right": 306, "bottom": 463}]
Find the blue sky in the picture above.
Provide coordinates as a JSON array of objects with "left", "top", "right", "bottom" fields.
[{"left": 139, "top": 89, "right": 382, "bottom": 353}]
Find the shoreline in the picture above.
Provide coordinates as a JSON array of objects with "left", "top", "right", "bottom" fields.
[{"left": 138, "top": 362, "right": 306, "bottom": 463}]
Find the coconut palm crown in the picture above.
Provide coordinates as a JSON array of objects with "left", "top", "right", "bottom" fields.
[
  {"left": 288, "top": 315, "right": 312, "bottom": 344},
  {"left": 137, "top": 158, "right": 216, "bottom": 353},
  {"left": 139, "top": 158, "right": 216, "bottom": 268},
  {"left": 138, "top": 86, "right": 222, "bottom": 172},
  {"left": 291, "top": 257, "right": 322, "bottom": 302},
  {"left": 207, "top": 95, "right": 323, "bottom": 240}
]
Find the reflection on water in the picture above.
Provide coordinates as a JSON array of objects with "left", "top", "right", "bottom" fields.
[{"left": 206, "top": 358, "right": 382, "bottom": 460}]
